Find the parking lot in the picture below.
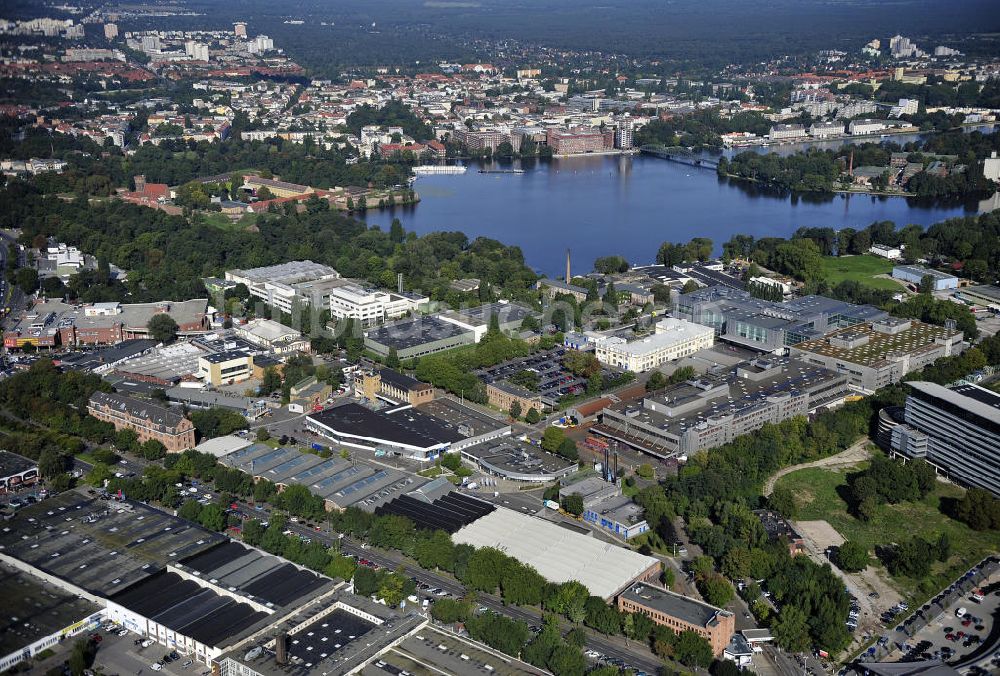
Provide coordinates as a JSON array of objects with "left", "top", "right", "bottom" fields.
[
  {"left": 881, "top": 576, "right": 1000, "bottom": 672},
  {"left": 476, "top": 347, "right": 617, "bottom": 402},
  {"left": 84, "top": 622, "right": 210, "bottom": 676}
]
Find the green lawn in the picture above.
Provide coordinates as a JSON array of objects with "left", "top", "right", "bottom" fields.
[
  {"left": 776, "top": 464, "right": 1000, "bottom": 597},
  {"left": 820, "top": 255, "right": 900, "bottom": 291}
]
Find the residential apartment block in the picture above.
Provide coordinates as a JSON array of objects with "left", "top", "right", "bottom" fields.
[{"left": 87, "top": 392, "right": 196, "bottom": 452}]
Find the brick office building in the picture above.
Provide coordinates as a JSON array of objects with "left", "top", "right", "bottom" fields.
[
  {"left": 87, "top": 392, "right": 196, "bottom": 452},
  {"left": 617, "top": 582, "right": 735, "bottom": 656}
]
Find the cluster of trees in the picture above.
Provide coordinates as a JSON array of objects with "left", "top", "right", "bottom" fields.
[
  {"left": 189, "top": 407, "right": 249, "bottom": 440},
  {"left": 1, "top": 183, "right": 539, "bottom": 305},
  {"left": 878, "top": 533, "right": 951, "bottom": 579},
  {"left": 657, "top": 237, "right": 714, "bottom": 266},
  {"left": 414, "top": 332, "right": 538, "bottom": 404},
  {"left": 718, "top": 149, "right": 840, "bottom": 193},
  {"left": 346, "top": 101, "right": 434, "bottom": 141},
  {"left": 846, "top": 456, "right": 937, "bottom": 521},
  {"left": 954, "top": 488, "right": 1000, "bottom": 531},
  {"left": 541, "top": 426, "right": 581, "bottom": 461},
  {"left": 646, "top": 366, "right": 696, "bottom": 392}
]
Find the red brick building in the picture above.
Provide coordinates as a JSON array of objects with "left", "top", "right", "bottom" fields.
[
  {"left": 546, "top": 127, "right": 613, "bottom": 155},
  {"left": 617, "top": 583, "right": 735, "bottom": 656},
  {"left": 87, "top": 391, "right": 197, "bottom": 452}
]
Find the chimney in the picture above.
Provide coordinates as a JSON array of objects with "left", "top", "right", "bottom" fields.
[
  {"left": 848, "top": 151, "right": 854, "bottom": 177},
  {"left": 565, "top": 248, "right": 571, "bottom": 284},
  {"left": 397, "top": 272, "right": 403, "bottom": 293},
  {"left": 274, "top": 633, "right": 288, "bottom": 665}
]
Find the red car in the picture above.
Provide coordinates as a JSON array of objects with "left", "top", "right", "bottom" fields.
[{"left": 946, "top": 633, "right": 954, "bottom": 641}]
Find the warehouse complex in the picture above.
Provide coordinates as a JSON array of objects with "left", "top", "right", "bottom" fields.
[
  {"left": 451, "top": 506, "right": 661, "bottom": 600},
  {"left": 596, "top": 357, "right": 851, "bottom": 457},
  {"left": 0, "top": 489, "right": 428, "bottom": 671}
]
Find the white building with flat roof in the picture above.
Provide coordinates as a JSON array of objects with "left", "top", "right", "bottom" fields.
[
  {"left": 594, "top": 318, "right": 714, "bottom": 372},
  {"left": 328, "top": 283, "right": 426, "bottom": 327},
  {"left": 226, "top": 261, "right": 340, "bottom": 313},
  {"left": 869, "top": 244, "right": 902, "bottom": 260}
]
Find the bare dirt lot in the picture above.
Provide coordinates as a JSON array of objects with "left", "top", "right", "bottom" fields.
[{"left": 794, "top": 517, "right": 903, "bottom": 649}]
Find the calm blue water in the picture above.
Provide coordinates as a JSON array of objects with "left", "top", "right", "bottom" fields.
[{"left": 362, "top": 153, "right": 988, "bottom": 277}]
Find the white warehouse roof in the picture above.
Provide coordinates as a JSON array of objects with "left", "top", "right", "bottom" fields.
[
  {"left": 194, "top": 434, "right": 253, "bottom": 458},
  {"left": 452, "top": 507, "right": 660, "bottom": 600}
]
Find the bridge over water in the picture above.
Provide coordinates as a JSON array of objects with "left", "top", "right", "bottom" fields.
[{"left": 639, "top": 145, "right": 720, "bottom": 169}]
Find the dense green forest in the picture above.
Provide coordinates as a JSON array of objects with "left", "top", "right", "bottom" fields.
[{"left": 0, "top": 181, "right": 538, "bottom": 303}]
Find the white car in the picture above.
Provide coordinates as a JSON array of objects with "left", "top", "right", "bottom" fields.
[
  {"left": 150, "top": 663, "right": 163, "bottom": 672},
  {"left": 117, "top": 629, "right": 128, "bottom": 637}
]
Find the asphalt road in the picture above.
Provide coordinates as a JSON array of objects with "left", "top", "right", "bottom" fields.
[{"left": 236, "top": 498, "right": 665, "bottom": 675}]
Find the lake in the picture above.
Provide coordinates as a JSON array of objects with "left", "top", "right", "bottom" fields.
[{"left": 361, "top": 152, "right": 992, "bottom": 277}]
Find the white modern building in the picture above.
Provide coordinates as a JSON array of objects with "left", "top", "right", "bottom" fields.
[
  {"left": 594, "top": 318, "right": 714, "bottom": 372},
  {"left": 849, "top": 119, "right": 887, "bottom": 136},
  {"left": 328, "top": 283, "right": 427, "bottom": 326},
  {"left": 869, "top": 244, "right": 903, "bottom": 260},
  {"left": 226, "top": 261, "right": 340, "bottom": 314}
]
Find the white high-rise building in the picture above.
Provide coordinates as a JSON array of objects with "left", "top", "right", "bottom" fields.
[
  {"left": 615, "top": 114, "right": 634, "bottom": 150},
  {"left": 104, "top": 23, "right": 118, "bottom": 40},
  {"left": 140, "top": 35, "right": 161, "bottom": 53},
  {"left": 248, "top": 35, "right": 273, "bottom": 54},
  {"left": 234, "top": 22, "right": 247, "bottom": 38},
  {"left": 185, "top": 41, "right": 209, "bottom": 61}
]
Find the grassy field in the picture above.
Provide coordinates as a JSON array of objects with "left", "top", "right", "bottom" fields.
[
  {"left": 820, "top": 255, "right": 900, "bottom": 291},
  {"left": 776, "top": 463, "right": 1000, "bottom": 596}
]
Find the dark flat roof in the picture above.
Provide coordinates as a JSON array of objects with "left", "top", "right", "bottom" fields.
[
  {"left": 308, "top": 402, "right": 462, "bottom": 449},
  {"left": 375, "top": 491, "right": 494, "bottom": 533},
  {"left": 365, "top": 316, "right": 472, "bottom": 349},
  {"left": 180, "top": 541, "right": 331, "bottom": 607},
  {"left": 288, "top": 608, "right": 374, "bottom": 662},
  {"left": 0, "top": 450, "right": 36, "bottom": 477},
  {"left": 111, "top": 570, "right": 268, "bottom": 647},
  {"left": 620, "top": 582, "right": 729, "bottom": 628}
]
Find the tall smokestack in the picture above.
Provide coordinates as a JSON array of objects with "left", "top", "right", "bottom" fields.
[
  {"left": 848, "top": 151, "right": 854, "bottom": 177},
  {"left": 397, "top": 272, "right": 403, "bottom": 293},
  {"left": 566, "top": 248, "right": 571, "bottom": 284},
  {"left": 275, "top": 633, "right": 288, "bottom": 665}
]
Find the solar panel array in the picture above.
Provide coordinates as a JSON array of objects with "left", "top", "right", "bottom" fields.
[{"left": 375, "top": 491, "right": 494, "bottom": 533}]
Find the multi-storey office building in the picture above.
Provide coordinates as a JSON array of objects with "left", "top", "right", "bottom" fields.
[
  {"left": 886, "top": 381, "right": 1000, "bottom": 496},
  {"left": 225, "top": 260, "right": 341, "bottom": 313},
  {"left": 88, "top": 392, "right": 196, "bottom": 452},
  {"left": 673, "top": 286, "right": 887, "bottom": 352},
  {"left": 597, "top": 357, "right": 850, "bottom": 458},
  {"left": 789, "top": 318, "right": 963, "bottom": 393}
]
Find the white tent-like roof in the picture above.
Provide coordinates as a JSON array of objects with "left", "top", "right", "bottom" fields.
[{"left": 452, "top": 507, "right": 660, "bottom": 600}]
